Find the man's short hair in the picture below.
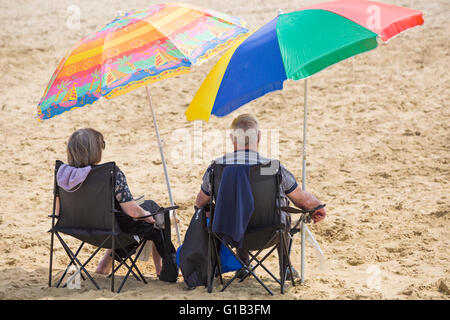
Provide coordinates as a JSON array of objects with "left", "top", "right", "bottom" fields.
[
  {"left": 231, "top": 113, "right": 259, "bottom": 132},
  {"left": 231, "top": 114, "right": 259, "bottom": 147}
]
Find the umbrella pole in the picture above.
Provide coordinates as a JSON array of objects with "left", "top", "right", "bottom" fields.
[
  {"left": 300, "top": 79, "right": 308, "bottom": 284},
  {"left": 300, "top": 79, "right": 326, "bottom": 284},
  {"left": 145, "top": 86, "right": 182, "bottom": 246}
]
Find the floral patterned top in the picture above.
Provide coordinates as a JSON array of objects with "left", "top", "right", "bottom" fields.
[{"left": 115, "top": 167, "right": 133, "bottom": 203}]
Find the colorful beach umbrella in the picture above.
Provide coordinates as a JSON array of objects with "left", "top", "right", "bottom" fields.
[
  {"left": 186, "top": 0, "right": 423, "bottom": 120},
  {"left": 185, "top": 0, "right": 424, "bottom": 281},
  {"left": 37, "top": 2, "right": 249, "bottom": 244},
  {"left": 37, "top": 2, "right": 248, "bottom": 120}
]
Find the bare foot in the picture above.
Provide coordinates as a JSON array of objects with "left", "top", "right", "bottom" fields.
[
  {"left": 95, "top": 250, "right": 112, "bottom": 275},
  {"left": 152, "top": 243, "right": 162, "bottom": 277},
  {"left": 155, "top": 261, "right": 162, "bottom": 277}
]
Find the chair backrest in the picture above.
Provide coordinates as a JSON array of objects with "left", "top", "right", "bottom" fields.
[
  {"left": 210, "top": 160, "right": 282, "bottom": 249},
  {"left": 53, "top": 161, "right": 122, "bottom": 244}
]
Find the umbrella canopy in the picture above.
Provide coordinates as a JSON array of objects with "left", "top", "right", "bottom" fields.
[
  {"left": 185, "top": 0, "right": 423, "bottom": 121},
  {"left": 37, "top": 2, "right": 248, "bottom": 120}
]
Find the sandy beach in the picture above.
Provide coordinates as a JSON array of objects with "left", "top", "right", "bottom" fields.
[{"left": 0, "top": 0, "right": 448, "bottom": 300}]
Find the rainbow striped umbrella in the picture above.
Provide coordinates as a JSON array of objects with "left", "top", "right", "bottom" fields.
[
  {"left": 186, "top": 0, "right": 423, "bottom": 120},
  {"left": 37, "top": 2, "right": 248, "bottom": 120},
  {"left": 37, "top": 3, "right": 248, "bottom": 245},
  {"left": 185, "top": 0, "right": 423, "bottom": 281}
]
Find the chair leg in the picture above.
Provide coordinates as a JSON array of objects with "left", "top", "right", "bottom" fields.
[
  {"left": 218, "top": 240, "right": 274, "bottom": 296},
  {"left": 128, "top": 241, "right": 148, "bottom": 283},
  {"left": 48, "top": 231, "right": 55, "bottom": 288},
  {"left": 124, "top": 239, "right": 147, "bottom": 278},
  {"left": 213, "top": 241, "right": 223, "bottom": 285},
  {"left": 279, "top": 232, "right": 286, "bottom": 294},
  {"left": 55, "top": 233, "right": 108, "bottom": 290},
  {"left": 117, "top": 239, "right": 147, "bottom": 293},
  {"left": 282, "top": 234, "right": 296, "bottom": 287},
  {"left": 279, "top": 231, "right": 296, "bottom": 294},
  {"left": 207, "top": 233, "right": 214, "bottom": 293},
  {"left": 108, "top": 259, "right": 141, "bottom": 282},
  {"left": 111, "top": 235, "right": 115, "bottom": 293},
  {"left": 221, "top": 259, "right": 274, "bottom": 296},
  {"left": 107, "top": 239, "right": 143, "bottom": 282},
  {"left": 238, "top": 233, "right": 279, "bottom": 283},
  {"left": 56, "top": 241, "right": 86, "bottom": 288},
  {"left": 242, "top": 246, "right": 280, "bottom": 284}
]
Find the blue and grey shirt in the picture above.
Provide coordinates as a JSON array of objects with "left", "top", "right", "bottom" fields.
[{"left": 200, "top": 150, "right": 298, "bottom": 205}]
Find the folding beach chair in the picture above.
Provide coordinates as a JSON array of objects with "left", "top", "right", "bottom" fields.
[
  {"left": 48, "top": 160, "right": 161, "bottom": 293},
  {"left": 206, "top": 160, "right": 320, "bottom": 295}
]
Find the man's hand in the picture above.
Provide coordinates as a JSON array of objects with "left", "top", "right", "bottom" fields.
[
  {"left": 286, "top": 187, "right": 327, "bottom": 223},
  {"left": 311, "top": 207, "right": 326, "bottom": 223},
  {"left": 196, "top": 189, "right": 211, "bottom": 208}
]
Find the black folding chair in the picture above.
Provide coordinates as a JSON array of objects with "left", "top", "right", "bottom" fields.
[
  {"left": 48, "top": 160, "right": 149, "bottom": 293},
  {"left": 207, "top": 160, "right": 308, "bottom": 295}
]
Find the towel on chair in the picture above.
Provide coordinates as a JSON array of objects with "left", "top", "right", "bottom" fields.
[{"left": 212, "top": 165, "right": 254, "bottom": 248}]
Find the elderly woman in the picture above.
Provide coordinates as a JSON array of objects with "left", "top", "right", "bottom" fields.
[{"left": 55, "top": 128, "right": 162, "bottom": 276}]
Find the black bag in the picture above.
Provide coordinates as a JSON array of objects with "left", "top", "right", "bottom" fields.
[
  {"left": 159, "top": 245, "right": 178, "bottom": 283},
  {"left": 112, "top": 199, "right": 179, "bottom": 282},
  {"left": 141, "top": 200, "right": 178, "bottom": 283},
  {"left": 179, "top": 208, "right": 211, "bottom": 288}
]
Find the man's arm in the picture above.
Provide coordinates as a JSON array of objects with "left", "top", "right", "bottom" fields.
[
  {"left": 195, "top": 189, "right": 211, "bottom": 208},
  {"left": 196, "top": 164, "right": 213, "bottom": 209},
  {"left": 286, "top": 186, "right": 326, "bottom": 223}
]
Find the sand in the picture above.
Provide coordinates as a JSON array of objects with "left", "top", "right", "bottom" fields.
[{"left": 0, "top": 0, "right": 448, "bottom": 300}]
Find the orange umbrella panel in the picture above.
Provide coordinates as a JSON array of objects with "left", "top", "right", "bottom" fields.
[{"left": 37, "top": 3, "right": 248, "bottom": 120}]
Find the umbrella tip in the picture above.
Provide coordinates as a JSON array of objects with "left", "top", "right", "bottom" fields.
[
  {"left": 116, "top": 10, "right": 124, "bottom": 18},
  {"left": 277, "top": 9, "right": 283, "bottom": 16}
]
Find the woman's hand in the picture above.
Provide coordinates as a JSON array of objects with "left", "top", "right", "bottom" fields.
[
  {"left": 120, "top": 201, "right": 155, "bottom": 224},
  {"left": 142, "top": 210, "right": 155, "bottom": 224}
]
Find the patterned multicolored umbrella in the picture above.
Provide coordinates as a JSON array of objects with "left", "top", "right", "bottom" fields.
[
  {"left": 37, "top": 3, "right": 248, "bottom": 245},
  {"left": 185, "top": 0, "right": 423, "bottom": 281},
  {"left": 37, "top": 2, "right": 248, "bottom": 120}
]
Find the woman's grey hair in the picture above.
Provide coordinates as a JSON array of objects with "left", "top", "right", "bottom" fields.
[{"left": 67, "top": 128, "right": 105, "bottom": 167}]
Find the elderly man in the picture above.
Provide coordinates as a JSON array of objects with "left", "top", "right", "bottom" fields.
[{"left": 195, "top": 113, "right": 326, "bottom": 278}]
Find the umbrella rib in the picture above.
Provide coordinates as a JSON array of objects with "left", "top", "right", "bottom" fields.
[
  {"left": 178, "top": 2, "right": 245, "bottom": 27},
  {"left": 133, "top": 16, "right": 192, "bottom": 66},
  {"left": 136, "top": 5, "right": 245, "bottom": 66},
  {"left": 183, "top": 4, "right": 246, "bottom": 30},
  {"left": 99, "top": 24, "right": 119, "bottom": 94},
  {"left": 177, "top": 5, "right": 247, "bottom": 65}
]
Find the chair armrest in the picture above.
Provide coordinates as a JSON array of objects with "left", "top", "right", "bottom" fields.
[
  {"left": 133, "top": 205, "right": 180, "bottom": 220},
  {"left": 161, "top": 205, "right": 180, "bottom": 213},
  {"left": 281, "top": 204, "right": 326, "bottom": 214},
  {"left": 280, "top": 206, "right": 303, "bottom": 214},
  {"left": 289, "top": 204, "right": 326, "bottom": 234}
]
